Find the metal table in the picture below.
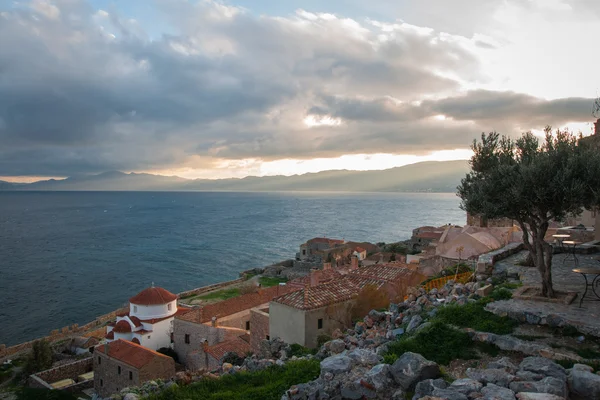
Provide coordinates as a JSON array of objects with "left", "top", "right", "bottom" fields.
[
  {"left": 572, "top": 268, "right": 600, "bottom": 307},
  {"left": 552, "top": 234, "right": 570, "bottom": 252},
  {"left": 563, "top": 240, "right": 581, "bottom": 266}
]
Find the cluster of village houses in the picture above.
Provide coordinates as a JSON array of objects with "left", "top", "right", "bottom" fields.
[{"left": 27, "top": 210, "right": 600, "bottom": 398}]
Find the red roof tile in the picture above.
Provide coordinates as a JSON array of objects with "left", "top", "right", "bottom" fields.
[
  {"left": 129, "top": 316, "right": 143, "bottom": 327},
  {"left": 205, "top": 336, "right": 251, "bottom": 361},
  {"left": 416, "top": 231, "right": 443, "bottom": 240},
  {"left": 113, "top": 320, "right": 132, "bottom": 333},
  {"left": 349, "top": 263, "right": 414, "bottom": 282},
  {"left": 95, "top": 339, "right": 172, "bottom": 369},
  {"left": 130, "top": 287, "right": 178, "bottom": 305},
  {"left": 178, "top": 285, "right": 297, "bottom": 324},
  {"left": 105, "top": 331, "right": 115, "bottom": 339},
  {"left": 273, "top": 279, "right": 360, "bottom": 311}
]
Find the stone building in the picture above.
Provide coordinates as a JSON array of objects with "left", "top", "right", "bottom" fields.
[
  {"left": 270, "top": 263, "right": 423, "bottom": 348},
  {"left": 173, "top": 285, "right": 294, "bottom": 371},
  {"left": 297, "top": 237, "right": 345, "bottom": 261},
  {"left": 105, "top": 285, "right": 190, "bottom": 351},
  {"left": 93, "top": 339, "right": 175, "bottom": 398}
]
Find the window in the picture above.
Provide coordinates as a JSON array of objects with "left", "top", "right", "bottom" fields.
[
  {"left": 118, "top": 366, "right": 121, "bottom": 375},
  {"left": 318, "top": 318, "right": 323, "bottom": 329},
  {"left": 170, "top": 333, "right": 174, "bottom": 343},
  {"left": 245, "top": 321, "right": 250, "bottom": 330},
  {"left": 185, "top": 334, "right": 190, "bottom": 344},
  {"left": 133, "top": 305, "right": 137, "bottom": 313},
  {"left": 168, "top": 303, "right": 172, "bottom": 311},
  {"left": 266, "top": 335, "right": 270, "bottom": 340},
  {"left": 98, "top": 356, "right": 101, "bottom": 364},
  {"left": 147, "top": 335, "right": 151, "bottom": 339},
  {"left": 129, "top": 371, "right": 133, "bottom": 380},
  {"left": 302, "top": 249, "right": 306, "bottom": 255},
  {"left": 100, "top": 379, "right": 103, "bottom": 387}
]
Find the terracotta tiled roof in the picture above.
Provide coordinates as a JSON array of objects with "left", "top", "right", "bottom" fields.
[
  {"left": 288, "top": 269, "right": 342, "bottom": 288},
  {"left": 273, "top": 279, "right": 360, "bottom": 311},
  {"left": 105, "top": 331, "right": 115, "bottom": 339},
  {"left": 205, "top": 336, "right": 251, "bottom": 361},
  {"left": 416, "top": 231, "right": 443, "bottom": 240},
  {"left": 307, "top": 237, "right": 344, "bottom": 245},
  {"left": 113, "top": 320, "right": 132, "bottom": 333},
  {"left": 130, "top": 287, "right": 178, "bottom": 305},
  {"left": 178, "top": 285, "right": 297, "bottom": 324},
  {"left": 349, "top": 263, "right": 414, "bottom": 282},
  {"left": 95, "top": 339, "right": 172, "bottom": 369},
  {"left": 129, "top": 316, "right": 143, "bottom": 327}
]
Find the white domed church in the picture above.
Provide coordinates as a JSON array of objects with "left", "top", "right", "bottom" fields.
[{"left": 105, "top": 285, "right": 189, "bottom": 350}]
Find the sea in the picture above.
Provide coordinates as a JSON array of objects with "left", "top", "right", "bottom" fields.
[{"left": 0, "top": 191, "right": 465, "bottom": 346}]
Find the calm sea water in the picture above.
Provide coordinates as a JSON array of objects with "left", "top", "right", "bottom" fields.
[{"left": 0, "top": 191, "right": 465, "bottom": 346}]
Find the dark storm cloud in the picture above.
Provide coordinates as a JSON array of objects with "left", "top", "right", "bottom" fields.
[{"left": 0, "top": 0, "right": 595, "bottom": 177}]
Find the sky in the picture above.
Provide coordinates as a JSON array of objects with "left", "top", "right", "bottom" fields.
[{"left": 1, "top": 0, "right": 599, "bottom": 182}]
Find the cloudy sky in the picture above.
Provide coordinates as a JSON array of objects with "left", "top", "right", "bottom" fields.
[{"left": 1, "top": 0, "right": 599, "bottom": 181}]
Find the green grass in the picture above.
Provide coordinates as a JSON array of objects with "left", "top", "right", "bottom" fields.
[
  {"left": 144, "top": 360, "right": 320, "bottom": 400},
  {"left": 197, "top": 288, "right": 241, "bottom": 301},
  {"left": 433, "top": 300, "right": 517, "bottom": 335},
  {"left": 383, "top": 321, "right": 480, "bottom": 365},
  {"left": 258, "top": 277, "right": 288, "bottom": 288}
]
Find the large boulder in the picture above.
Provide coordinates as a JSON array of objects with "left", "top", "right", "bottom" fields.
[
  {"left": 488, "top": 357, "right": 518, "bottom": 374},
  {"left": 518, "top": 357, "right": 566, "bottom": 381},
  {"left": 328, "top": 339, "right": 346, "bottom": 354},
  {"left": 481, "top": 383, "right": 516, "bottom": 400},
  {"left": 449, "top": 378, "right": 483, "bottom": 395},
  {"left": 567, "top": 364, "right": 600, "bottom": 399},
  {"left": 413, "top": 378, "right": 448, "bottom": 399},
  {"left": 364, "top": 364, "right": 393, "bottom": 392},
  {"left": 466, "top": 368, "right": 516, "bottom": 387},
  {"left": 347, "top": 349, "right": 382, "bottom": 367},
  {"left": 509, "top": 377, "right": 567, "bottom": 397},
  {"left": 406, "top": 315, "right": 423, "bottom": 333},
  {"left": 390, "top": 352, "right": 441, "bottom": 391},
  {"left": 431, "top": 388, "right": 469, "bottom": 400},
  {"left": 320, "top": 354, "right": 353, "bottom": 376},
  {"left": 515, "top": 393, "right": 566, "bottom": 400},
  {"left": 340, "top": 380, "right": 377, "bottom": 399}
]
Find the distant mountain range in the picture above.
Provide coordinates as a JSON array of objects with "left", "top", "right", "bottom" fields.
[{"left": 0, "top": 160, "right": 470, "bottom": 192}]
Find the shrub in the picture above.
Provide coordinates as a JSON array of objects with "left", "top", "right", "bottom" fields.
[
  {"left": 433, "top": 300, "right": 516, "bottom": 335},
  {"left": 317, "top": 335, "right": 332, "bottom": 347},
  {"left": 24, "top": 340, "right": 53, "bottom": 375},
  {"left": 145, "top": 360, "right": 320, "bottom": 400},
  {"left": 222, "top": 352, "right": 245, "bottom": 366},
  {"left": 289, "top": 344, "right": 316, "bottom": 357},
  {"left": 384, "top": 321, "right": 480, "bottom": 365},
  {"left": 352, "top": 284, "right": 390, "bottom": 320},
  {"left": 157, "top": 347, "right": 179, "bottom": 363},
  {"left": 489, "top": 287, "right": 513, "bottom": 301}
]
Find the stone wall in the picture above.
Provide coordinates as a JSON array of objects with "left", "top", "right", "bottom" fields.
[
  {"left": 173, "top": 318, "right": 225, "bottom": 370},
  {"left": 250, "top": 308, "right": 270, "bottom": 354},
  {"left": 29, "top": 357, "right": 93, "bottom": 389},
  {"left": 1, "top": 308, "right": 125, "bottom": 362},
  {"left": 467, "top": 213, "right": 514, "bottom": 228},
  {"left": 94, "top": 349, "right": 141, "bottom": 398}
]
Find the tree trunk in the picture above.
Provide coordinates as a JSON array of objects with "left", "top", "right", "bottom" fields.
[{"left": 519, "top": 220, "right": 555, "bottom": 298}]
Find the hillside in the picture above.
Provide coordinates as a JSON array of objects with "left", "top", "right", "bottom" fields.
[{"left": 0, "top": 160, "right": 470, "bottom": 192}]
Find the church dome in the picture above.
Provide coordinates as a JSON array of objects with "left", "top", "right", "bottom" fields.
[{"left": 129, "top": 286, "right": 178, "bottom": 306}]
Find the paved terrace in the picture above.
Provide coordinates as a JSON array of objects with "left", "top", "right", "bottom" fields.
[{"left": 487, "top": 251, "right": 600, "bottom": 337}]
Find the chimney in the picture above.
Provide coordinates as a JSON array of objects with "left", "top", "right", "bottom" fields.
[
  {"left": 323, "top": 262, "right": 332, "bottom": 270},
  {"left": 310, "top": 269, "right": 322, "bottom": 287},
  {"left": 211, "top": 316, "right": 217, "bottom": 327},
  {"left": 351, "top": 256, "right": 359, "bottom": 270}
]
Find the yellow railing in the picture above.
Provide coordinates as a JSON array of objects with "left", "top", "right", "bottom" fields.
[{"left": 420, "top": 271, "right": 474, "bottom": 292}]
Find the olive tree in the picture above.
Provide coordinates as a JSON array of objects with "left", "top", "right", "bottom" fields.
[{"left": 458, "top": 128, "right": 600, "bottom": 297}]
